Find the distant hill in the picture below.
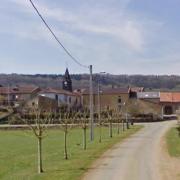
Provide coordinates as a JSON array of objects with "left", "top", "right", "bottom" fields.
[{"left": 0, "top": 74, "right": 180, "bottom": 91}]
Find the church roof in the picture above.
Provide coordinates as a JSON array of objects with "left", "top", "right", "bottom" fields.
[
  {"left": 64, "top": 68, "right": 71, "bottom": 81},
  {"left": 0, "top": 86, "right": 40, "bottom": 95}
]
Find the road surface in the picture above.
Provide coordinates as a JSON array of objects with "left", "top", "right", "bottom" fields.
[{"left": 83, "top": 121, "right": 175, "bottom": 180}]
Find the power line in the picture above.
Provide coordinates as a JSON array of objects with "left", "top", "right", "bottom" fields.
[{"left": 29, "top": 0, "right": 89, "bottom": 69}]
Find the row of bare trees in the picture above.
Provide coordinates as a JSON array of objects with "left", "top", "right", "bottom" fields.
[{"left": 18, "top": 107, "right": 133, "bottom": 174}]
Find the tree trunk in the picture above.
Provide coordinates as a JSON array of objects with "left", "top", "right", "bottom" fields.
[
  {"left": 126, "top": 114, "right": 129, "bottom": 129},
  {"left": 64, "top": 130, "right": 68, "bottom": 160},
  {"left": 83, "top": 127, "right": 87, "bottom": 150},
  {"left": 117, "top": 120, "right": 120, "bottom": 134},
  {"left": 126, "top": 120, "right": 129, "bottom": 129},
  {"left": 109, "top": 121, "right": 112, "bottom": 138},
  {"left": 99, "top": 124, "right": 102, "bottom": 143},
  {"left": 38, "top": 137, "right": 43, "bottom": 173},
  {"left": 122, "top": 119, "right": 125, "bottom": 131}
]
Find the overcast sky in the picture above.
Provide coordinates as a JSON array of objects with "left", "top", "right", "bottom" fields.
[{"left": 0, "top": 0, "right": 180, "bottom": 75}]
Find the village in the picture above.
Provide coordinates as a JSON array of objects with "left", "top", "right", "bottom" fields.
[
  {"left": 1, "top": 0, "right": 180, "bottom": 179},
  {"left": 0, "top": 68, "right": 180, "bottom": 123}
]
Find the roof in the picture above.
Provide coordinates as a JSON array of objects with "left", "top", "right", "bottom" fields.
[
  {"left": 0, "top": 86, "right": 40, "bottom": 95},
  {"left": 40, "top": 88, "right": 80, "bottom": 96},
  {"left": 137, "top": 92, "right": 160, "bottom": 99},
  {"left": 63, "top": 68, "right": 72, "bottom": 82},
  {"left": 160, "top": 92, "right": 180, "bottom": 103},
  {"left": 82, "top": 88, "right": 129, "bottom": 95},
  {"left": 102, "top": 88, "right": 129, "bottom": 94},
  {"left": 129, "top": 87, "right": 144, "bottom": 93}
]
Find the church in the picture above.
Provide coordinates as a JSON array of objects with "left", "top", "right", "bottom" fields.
[
  {"left": 25, "top": 68, "right": 81, "bottom": 111},
  {"left": 62, "top": 68, "right": 72, "bottom": 92}
]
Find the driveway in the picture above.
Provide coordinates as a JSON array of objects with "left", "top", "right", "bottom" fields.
[{"left": 83, "top": 121, "right": 175, "bottom": 180}]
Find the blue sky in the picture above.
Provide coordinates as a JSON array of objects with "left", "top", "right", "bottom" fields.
[{"left": 0, "top": 0, "right": 180, "bottom": 75}]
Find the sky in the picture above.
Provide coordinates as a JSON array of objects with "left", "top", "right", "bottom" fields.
[{"left": 0, "top": 0, "right": 180, "bottom": 75}]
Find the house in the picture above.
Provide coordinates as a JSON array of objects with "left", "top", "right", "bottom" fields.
[
  {"left": 129, "top": 87, "right": 144, "bottom": 98},
  {"left": 39, "top": 88, "right": 81, "bottom": 108},
  {"left": 160, "top": 92, "right": 180, "bottom": 116},
  {"left": 26, "top": 87, "right": 82, "bottom": 111},
  {"left": 136, "top": 91, "right": 162, "bottom": 117},
  {"left": 25, "top": 95, "right": 58, "bottom": 112},
  {"left": 136, "top": 91, "right": 180, "bottom": 119},
  {"left": 137, "top": 92, "right": 160, "bottom": 103},
  {"left": 0, "top": 85, "right": 41, "bottom": 106},
  {"left": 81, "top": 87, "right": 130, "bottom": 111}
]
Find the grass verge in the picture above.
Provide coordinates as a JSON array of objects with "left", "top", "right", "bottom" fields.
[
  {"left": 0, "top": 125, "right": 142, "bottom": 180},
  {"left": 166, "top": 127, "right": 180, "bottom": 157}
]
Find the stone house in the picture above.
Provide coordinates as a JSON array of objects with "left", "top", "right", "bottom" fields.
[
  {"left": 81, "top": 88, "right": 130, "bottom": 112},
  {"left": 137, "top": 91, "right": 180, "bottom": 119},
  {"left": 26, "top": 87, "right": 82, "bottom": 112},
  {"left": 0, "top": 85, "right": 40, "bottom": 107},
  {"left": 160, "top": 92, "right": 180, "bottom": 116}
]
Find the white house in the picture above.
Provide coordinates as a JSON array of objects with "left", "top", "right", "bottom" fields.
[{"left": 39, "top": 88, "right": 82, "bottom": 108}]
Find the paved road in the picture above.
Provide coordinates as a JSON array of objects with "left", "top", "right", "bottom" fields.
[{"left": 83, "top": 121, "right": 175, "bottom": 180}]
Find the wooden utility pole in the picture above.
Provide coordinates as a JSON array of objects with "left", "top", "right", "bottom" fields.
[{"left": 97, "top": 82, "right": 101, "bottom": 142}]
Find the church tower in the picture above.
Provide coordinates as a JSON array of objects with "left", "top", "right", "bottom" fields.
[{"left": 62, "top": 68, "right": 72, "bottom": 92}]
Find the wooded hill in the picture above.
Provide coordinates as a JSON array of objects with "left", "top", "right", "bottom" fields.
[{"left": 0, "top": 74, "right": 180, "bottom": 91}]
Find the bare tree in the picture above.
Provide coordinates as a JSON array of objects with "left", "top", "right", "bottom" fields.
[
  {"left": 22, "top": 109, "right": 52, "bottom": 174},
  {"left": 58, "top": 109, "right": 77, "bottom": 160},
  {"left": 113, "top": 109, "right": 122, "bottom": 135},
  {"left": 98, "top": 111, "right": 104, "bottom": 143},
  {"left": 107, "top": 109, "right": 113, "bottom": 138},
  {"left": 77, "top": 110, "right": 89, "bottom": 150}
]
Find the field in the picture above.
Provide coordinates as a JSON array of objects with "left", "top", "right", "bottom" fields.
[
  {"left": 0, "top": 125, "right": 142, "bottom": 180},
  {"left": 166, "top": 127, "right": 180, "bottom": 157}
]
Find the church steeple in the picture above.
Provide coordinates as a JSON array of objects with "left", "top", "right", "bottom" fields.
[{"left": 62, "top": 68, "right": 72, "bottom": 92}]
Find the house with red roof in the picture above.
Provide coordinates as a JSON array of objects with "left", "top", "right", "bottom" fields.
[
  {"left": 26, "top": 87, "right": 82, "bottom": 111},
  {"left": 0, "top": 85, "right": 40, "bottom": 107},
  {"left": 136, "top": 91, "right": 180, "bottom": 119},
  {"left": 160, "top": 92, "right": 180, "bottom": 116}
]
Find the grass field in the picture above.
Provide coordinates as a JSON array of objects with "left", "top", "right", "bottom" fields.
[
  {"left": 166, "top": 126, "right": 180, "bottom": 157},
  {"left": 0, "top": 125, "right": 142, "bottom": 180}
]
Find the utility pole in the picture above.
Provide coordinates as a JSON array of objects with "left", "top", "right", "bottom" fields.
[
  {"left": 97, "top": 72, "right": 106, "bottom": 142},
  {"left": 97, "top": 82, "right": 101, "bottom": 142},
  {"left": 89, "top": 65, "right": 94, "bottom": 141}
]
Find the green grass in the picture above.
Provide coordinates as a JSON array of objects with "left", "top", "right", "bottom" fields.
[
  {"left": 0, "top": 125, "right": 142, "bottom": 180},
  {"left": 166, "top": 127, "right": 180, "bottom": 157}
]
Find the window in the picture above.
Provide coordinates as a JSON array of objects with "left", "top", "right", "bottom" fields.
[
  {"left": 118, "top": 96, "right": 122, "bottom": 104},
  {"left": 55, "top": 94, "right": 58, "bottom": 101}
]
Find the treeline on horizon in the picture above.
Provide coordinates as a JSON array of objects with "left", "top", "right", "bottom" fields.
[{"left": 0, "top": 73, "right": 180, "bottom": 91}]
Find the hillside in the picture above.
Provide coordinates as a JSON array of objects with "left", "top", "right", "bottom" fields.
[{"left": 0, "top": 74, "right": 180, "bottom": 91}]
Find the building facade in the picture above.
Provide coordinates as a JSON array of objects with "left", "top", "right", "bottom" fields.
[
  {"left": 0, "top": 86, "right": 40, "bottom": 107},
  {"left": 81, "top": 88, "right": 130, "bottom": 112}
]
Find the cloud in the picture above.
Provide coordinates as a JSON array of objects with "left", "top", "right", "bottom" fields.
[{"left": 8, "top": 0, "right": 145, "bottom": 52}]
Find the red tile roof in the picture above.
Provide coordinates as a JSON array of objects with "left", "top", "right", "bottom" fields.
[
  {"left": 40, "top": 88, "right": 80, "bottom": 96},
  {"left": 0, "top": 86, "right": 40, "bottom": 95},
  {"left": 160, "top": 92, "right": 180, "bottom": 103},
  {"left": 130, "top": 87, "right": 144, "bottom": 93}
]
